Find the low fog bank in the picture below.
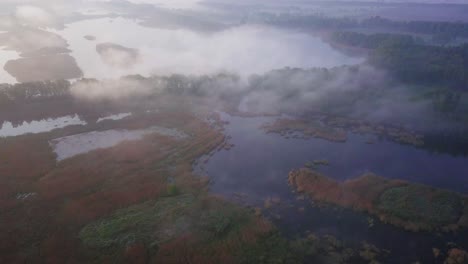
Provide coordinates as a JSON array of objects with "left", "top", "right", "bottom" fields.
[
  {"left": 60, "top": 18, "right": 363, "bottom": 79},
  {"left": 70, "top": 77, "right": 155, "bottom": 101},
  {"left": 0, "top": 27, "right": 68, "bottom": 55},
  {"left": 96, "top": 43, "right": 140, "bottom": 69},
  {"left": 1, "top": 0, "right": 466, "bottom": 133},
  {"left": 0, "top": 4, "right": 85, "bottom": 83},
  {"left": 67, "top": 64, "right": 461, "bottom": 132}
]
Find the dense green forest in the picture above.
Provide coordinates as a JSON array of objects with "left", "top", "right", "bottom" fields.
[
  {"left": 361, "top": 16, "right": 468, "bottom": 40},
  {"left": 331, "top": 31, "right": 417, "bottom": 49},
  {"left": 331, "top": 31, "right": 468, "bottom": 90},
  {"left": 263, "top": 14, "right": 468, "bottom": 41}
]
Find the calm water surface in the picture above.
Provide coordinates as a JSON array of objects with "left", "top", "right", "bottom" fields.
[
  {"left": 0, "top": 115, "right": 86, "bottom": 138},
  {"left": 50, "top": 125, "right": 188, "bottom": 161},
  {"left": 199, "top": 113, "right": 468, "bottom": 263}
]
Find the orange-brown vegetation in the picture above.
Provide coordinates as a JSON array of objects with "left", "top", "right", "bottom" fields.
[
  {"left": 288, "top": 168, "right": 468, "bottom": 232},
  {"left": 324, "top": 115, "right": 424, "bottom": 146},
  {"left": 263, "top": 116, "right": 424, "bottom": 146},
  {"left": 124, "top": 243, "right": 148, "bottom": 264},
  {"left": 262, "top": 118, "right": 347, "bottom": 142},
  {"left": 0, "top": 109, "right": 236, "bottom": 263},
  {"left": 153, "top": 208, "right": 273, "bottom": 264},
  {"left": 444, "top": 248, "right": 468, "bottom": 264}
]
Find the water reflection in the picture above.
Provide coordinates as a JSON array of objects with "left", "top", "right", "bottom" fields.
[
  {"left": 200, "top": 113, "right": 468, "bottom": 262},
  {"left": 202, "top": 113, "right": 468, "bottom": 200},
  {"left": 50, "top": 126, "right": 187, "bottom": 161},
  {"left": 57, "top": 17, "right": 362, "bottom": 79},
  {"left": 96, "top": 112, "right": 132, "bottom": 123},
  {"left": 0, "top": 115, "right": 86, "bottom": 137},
  {"left": 0, "top": 46, "right": 20, "bottom": 83}
]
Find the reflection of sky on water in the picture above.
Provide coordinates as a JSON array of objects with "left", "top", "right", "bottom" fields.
[
  {"left": 0, "top": 46, "right": 20, "bottom": 83},
  {"left": 56, "top": 17, "right": 362, "bottom": 79},
  {"left": 50, "top": 125, "right": 188, "bottom": 161},
  {"left": 50, "top": 128, "right": 156, "bottom": 161},
  {"left": 125, "top": 0, "right": 203, "bottom": 9},
  {"left": 203, "top": 114, "right": 468, "bottom": 205},
  {"left": 1, "top": 5, "right": 364, "bottom": 83},
  {"left": 0, "top": 115, "right": 86, "bottom": 137},
  {"left": 200, "top": 113, "right": 468, "bottom": 263},
  {"left": 96, "top": 112, "right": 132, "bottom": 123}
]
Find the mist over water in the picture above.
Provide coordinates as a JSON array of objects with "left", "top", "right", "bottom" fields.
[
  {"left": 0, "top": 47, "right": 19, "bottom": 83},
  {"left": 0, "top": 1, "right": 464, "bottom": 133},
  {"left": 1, "top": 1, "right": 468, "bottom": 263},
  {"left": 57, "top": 17, "right": 362, "bottom": 79}
]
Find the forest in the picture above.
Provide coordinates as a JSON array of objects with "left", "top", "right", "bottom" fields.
[
  {"left": 264, "top": 13, "right": 468, "bottom": 41},
  {"left": 331, "top": 31, "right": 468, "bottom": 90}
]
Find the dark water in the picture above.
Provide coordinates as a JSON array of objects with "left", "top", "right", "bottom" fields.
[{"left": 197, "top": 113, "right": 468, "bottom": 263}]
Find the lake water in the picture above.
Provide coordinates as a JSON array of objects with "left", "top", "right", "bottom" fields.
[
  {"left": 56, "top": 17, "right": 362, "bottom": 79},
  {"left": 96, "top": 112, "right": 133, "bottom": 123},
  {"left": 0, "top": 46, "right": 20, "bottom": 83},
  {"left": 0, "top": 115, "right": 86, "bottom": 138},
  {"left": 50, "top": 125, "right": 188, "bottom": 161},
  {"left": 198, "top": 113, "right": 468, "bottom": 263},
  {"left": 1, "top": 15, "right": 363, "bottom": 83}
]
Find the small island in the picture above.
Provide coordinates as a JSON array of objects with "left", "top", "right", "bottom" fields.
[
  {"left": 84, "top": 35, "right": 96, "bottom": 41},
  {"left": 262, "top": 118, "right": 347, "bottom": 142},
  {"left": 96, "top": 43, "right": 140, "bottom": 69},
  {"left": 288, "top": 168, "right": 468, "bottom": 232},
  {"left": 262, "top": 117, "right": 424, "bottom": 147},
  {"left": 4, "top": 54, "right": 83, "bottom": 83}
]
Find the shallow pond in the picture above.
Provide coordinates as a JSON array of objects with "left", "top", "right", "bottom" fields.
[
  {"left": 96, "top": 112, "right": 132, "bottom": 123},
  {"left": 198, "top": 113, "right": 468, "bottom": 263},
  {"left": 0, "top": 115, "right": 86, "bottom": 137},
  {"left": 50, "top": 125, "right": 188, "bottom": 161}
]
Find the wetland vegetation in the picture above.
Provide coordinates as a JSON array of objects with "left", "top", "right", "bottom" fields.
[
  {"left": 1, "top": 0, "right": 468, "bottom": 263},
  {"left": 288, "top": 168, "right": 468, "bottom": 232}
]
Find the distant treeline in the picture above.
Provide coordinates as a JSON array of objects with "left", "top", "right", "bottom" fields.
[
  {"left": 261, "top": 14, "right": 468, "bottom": 40},
  {"left": 331, "top": 31, "right": 468, "bottom": 90},
  {"left": 258, "top": 13, "right": 355, "bottom": 30},
  {"left": 0, "top": 80, "right": 70, "bottom": 106},
  {"left": 331, "top": 31, "right": 418, "bottom": 49},
  {"left": 3, "top": 72, "right": 468, "bottom": 156},
  {"left": 362, "top": 17, "right": 468, "bottom": 39}
]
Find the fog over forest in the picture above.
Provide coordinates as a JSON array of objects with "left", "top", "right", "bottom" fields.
[
  {"left": 1, "top": 0, "right": 467, "bottom": 129},
  {"left": 1, "top": 1, "right": 468, "bottom": 263}
]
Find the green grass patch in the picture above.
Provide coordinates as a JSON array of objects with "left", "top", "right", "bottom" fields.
[
  {"left": 166, "top": 184, "right": 179, "bottom": 196},
  {"left": 198, "top": 208, "right": 250, "bottom": 239},
  {"left": 238, "top": 232, "right": 381, "bottom": 264},
  {"left": 79, "top": 194, "right": 196, "bottom": 248},
  {"left": 79, "top": 193, "right": 257, "bottom": 251},
  {"left": 377, "top": 185, "right": 463, "bottom": 226}
]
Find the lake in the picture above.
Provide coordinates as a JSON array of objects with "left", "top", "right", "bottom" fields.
[{"left": 198, "top": 113, "right": 468, "bottom": 263}]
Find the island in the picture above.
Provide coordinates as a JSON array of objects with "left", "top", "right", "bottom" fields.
[
  {"left": 96, "top": 43, "right": 140, "bottom": 68},
  {"left": 263, "top": 117, "right": 424, "bottom": 147},
  {"left": 288, "top": 168, "right": 468, "bottom": 232}
]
